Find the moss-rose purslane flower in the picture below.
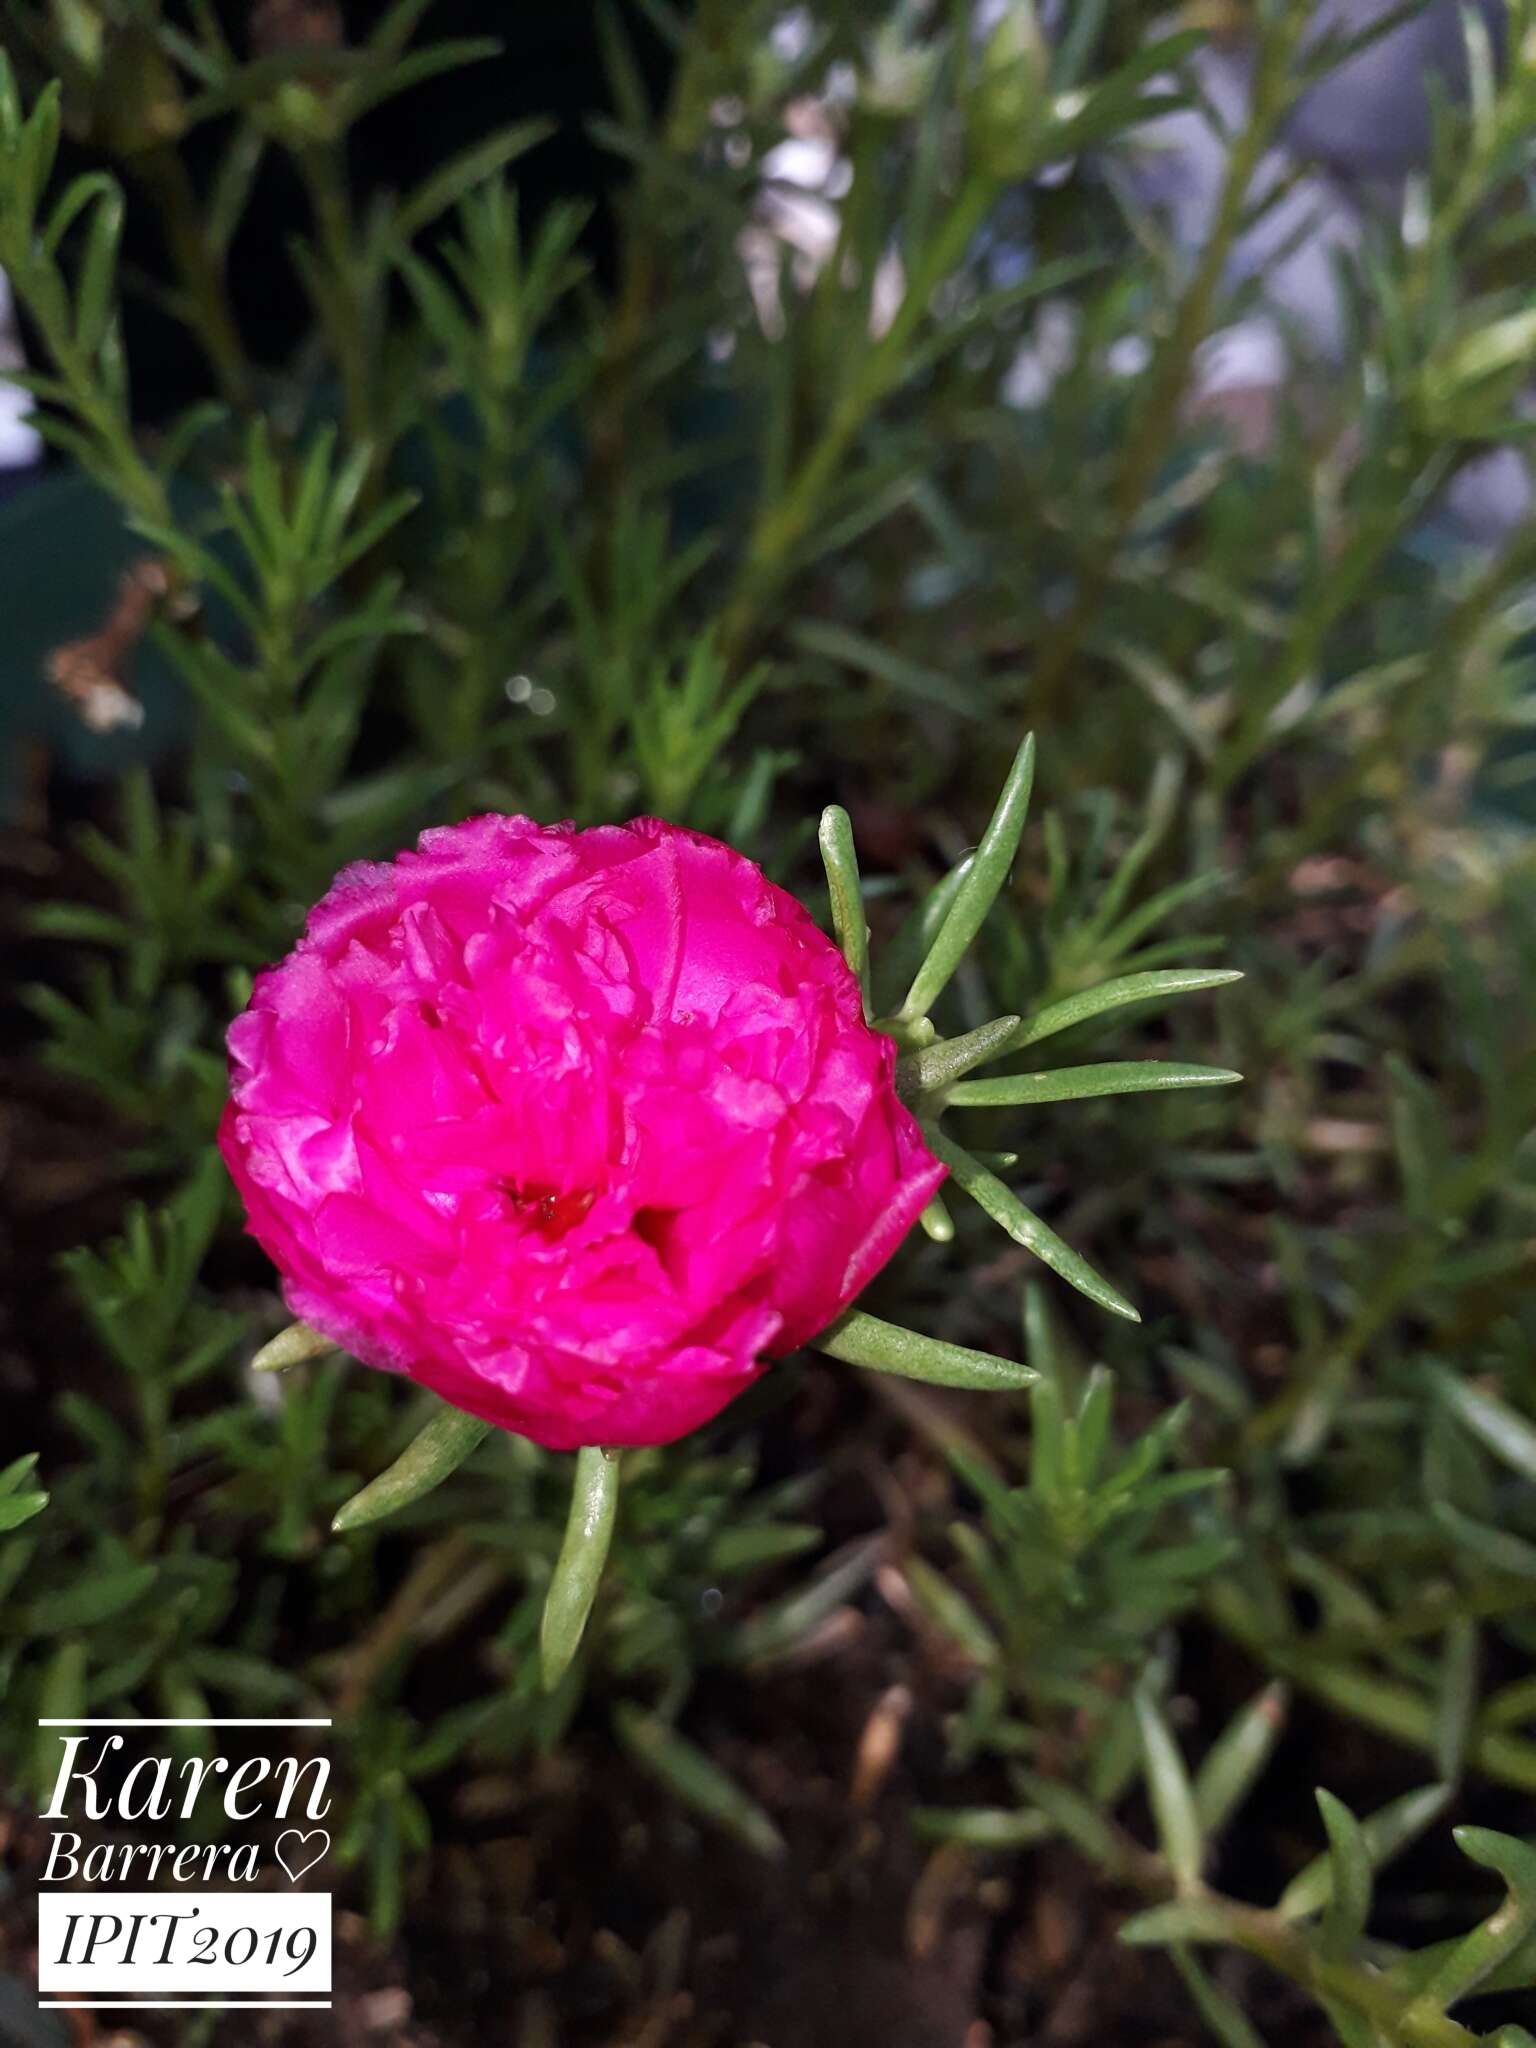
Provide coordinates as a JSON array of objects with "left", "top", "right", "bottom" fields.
[{"left": 220, "top": 814, "right": 944, "bottom": 1449}]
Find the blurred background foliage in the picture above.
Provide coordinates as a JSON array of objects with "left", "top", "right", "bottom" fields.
[{"left": 3, "top": 1, "right": 1536, "bottom": 2042}]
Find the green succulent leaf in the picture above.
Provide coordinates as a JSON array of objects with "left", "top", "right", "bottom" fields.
[
  {"left": 898, "top": 732, "right": 1036, "bottom": 1024},
  {"left": 924, "top": 1125, "right": 1140, "bottom": 1321},
  {"left": 540, "top": 1446, "right": 622, "bottom": 1692},
  {"left": 813, "top": 1308, "right": 1035, "bottom": 1393},
  {"left": 1134, "top": 1685, "right": 1204, "bottom": 1891},
  {"left": 332, "top": 1405, "right": 492, "bottom": 1534},
  {"left": 613, "top": 1704, "right": 785, "bottom": 1858},
  {"left": 1277, "top": 1785, "right": 1452, "bottom": 1923},
  {"left": 947, "top": 1061, "right": 1241, "bottom": 1108},
  {"left": 818, "top": 803, "right": 871, "bottom": 1014},
  {"left": 1008, "top": 970, "right": 1243, "bottom": 1052},
  {"left": 1193, "top": 1683, "right": 1289, "bottom": 1841},
  {"left": 1315, "top": 1789, "right": 1373, "bottom": 1959},
  {"left": 252, "top": 1320, "right": 341, "bottom": 1373},
  {"left": 1431, "top": 1367, "right": 1536, "bottom": 1484}
]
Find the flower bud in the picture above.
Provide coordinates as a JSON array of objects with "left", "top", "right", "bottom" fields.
[{"left": 970, "top": 2, "right": 1050, "bottom": 181}]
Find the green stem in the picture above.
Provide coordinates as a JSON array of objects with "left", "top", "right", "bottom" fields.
[
  {"left": 331, "top": 1533, "right": 489, "bottom": 1718},
  {"left": 718, "top": 175, "right": 997, "bottom": 663},
  {"left": 583, "top": 3, "right": 717, "bottom": 510},
  {"left": 1213, "top": 1900, "right": 1478, "bottom": 2048},
  {"left": 1085, "top": 1806, "right": 1478, "bottom": 2047},
  {"left": 299, "top": 142, "right": 375, "bottom": 461},
  {"left": 1022, "top": 6, "right": 1306, "bottom": 730},
  {"left": 136, "top": 145, "right": 251, "bottom": 410},
  {"left": 1240, "top": 487, "right": 1536, "bottom": 903},
  {"left": 1211, "top": 460, "right": 1444, "bottom": 794}
]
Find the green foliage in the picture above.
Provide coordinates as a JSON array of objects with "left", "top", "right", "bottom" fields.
[
  {"left": 0, "top": 1457, "right": 49, "bottom": 1536},
  {"left": 5, "top": 0, "right": 1536, "bottom": 2036},
  {"left": 905, "top": 1294, "right": 1233, "bottom": 1756}
]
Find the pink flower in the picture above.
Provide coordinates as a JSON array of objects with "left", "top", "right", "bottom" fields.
[{"left": 220, "top": 815, "right": 944, "bottom": 1450}]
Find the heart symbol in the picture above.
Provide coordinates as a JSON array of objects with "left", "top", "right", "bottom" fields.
[{"left": 274, "top": 1828, "right": 330, "bottom": 1884}]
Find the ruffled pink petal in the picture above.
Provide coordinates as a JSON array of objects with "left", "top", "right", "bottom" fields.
[{"left": 220, "top": 813, "right": 944, "bottom": 1449}]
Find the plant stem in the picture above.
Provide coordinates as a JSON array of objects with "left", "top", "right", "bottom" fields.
[
  {"left": 136, "top": 145, "right": 251, "bottom": 410},
  {"left": 1084, "top": 1802, "right": 1480, "bottom": 2045},
  {"left": 718, "top": 175, "right": 997, "bottom": 664},
  {"left": 583, "top": 4, "right": 717, "bottom": 509},
  {"left": 25, "top": 298, "right": 169, "bottom": 528},
  {"left": 1241, "top": 489, "right": 1536, "bottom": 901},
  {"left": 299, "top": 142, "right": 375, "bottom": 461},
  {"left": 1023, "top": 5, "right": 1307, "bottom": 730},
  {"left": 1211, "top": 456, "right": 1445, "bottom": 794}
]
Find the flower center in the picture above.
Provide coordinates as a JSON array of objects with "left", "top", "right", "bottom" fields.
[{"left": 506, "top": 1183, "right": 597, "bottom": 1237}]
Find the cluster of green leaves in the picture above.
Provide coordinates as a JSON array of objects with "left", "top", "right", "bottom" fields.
[
  {"left": 903, "top": 1298, "right": 1536, "bottom": 2043},
  {"left": 943, "top": 1665, "right": 1536, "bottom": 2048},
  {"left": 0, "top": 1158, "right": 846, "bottom": 1927},
  {"left": 903, "top": 1291, "right": 1234, "bottom": 1746},
  {"left": 4, "top": 0, "right": 1536, "bottom": 2039},
  {"left": 320, "top": 1416, "right": 842, "bottom": 1926},
  {"left": 281, "top": 742, "right": 1232, "bottom": 1697}
]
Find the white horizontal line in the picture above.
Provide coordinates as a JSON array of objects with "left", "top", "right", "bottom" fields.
[
  {"left": 37, "top": 1718, "right": 332, "bottom": 1727},
  {"left": 39, "top": 2001, "right": 332, "bottom": 2009}
]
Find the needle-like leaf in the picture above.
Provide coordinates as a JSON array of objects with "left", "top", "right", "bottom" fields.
[
  {"left": 1169, "top": 1949, "right": 1272, "bottom": 2048},
  {"left": 898, "top": 732, "right": 1036, "bottom": 1024},
  {"left": 1193, "top": 1683, "right": 1289, "bottom": 1840},
  {"left": 614, "top": 1705, "right": 785, "bottom": 1857},
  {"left": 1009, "top": 968, "right": 1242, "bottom": 1051},
  {"left": 818, "top": 803, "right": 871, "bottom": 1015},
  {"left": 1410, "top": 1830, "right": 1536, "bottom": 2009},
  {"left": 925, "top": 1126, "right": 1140, "bottom": 1321},
  {"left": 332, "top": 1405, "right": 491, "bottom": 1533},
  {"left": 1135, "top": 1685, "right": 1204, "bottom": 1891},
  {"left": 948, "top": 1061, "right": 1241, "bottom": 1107},
  {"left": 1278, "top": 1785, "right": 1451, "bottom": 1921},
  {"left": 814, "top": 1308, "right": 1034, "bottom": 1392},
  {"left": 1431, "top": 1366, "right": 1536, "bottom": 1484},
  {"left": 1118, "top": 1902, "right": 1238, "bottom": 1947},
  {"left": 251, "top": 1320, "right": 340, "bottom": 1372},
  {"left": 540, "top": 1446, "right": 621, "bottom": 1692},
  {"left": 1315, "top": 1789, "right": 1372, "bottom": 1959},
  {"left": 1432, "top": 1501, "right": 1536, "bottom": 1580}
]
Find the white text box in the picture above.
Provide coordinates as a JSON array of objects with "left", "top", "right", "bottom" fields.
[{"left": 38, "top": 1891, "right": 331, "bottom": 1994}]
